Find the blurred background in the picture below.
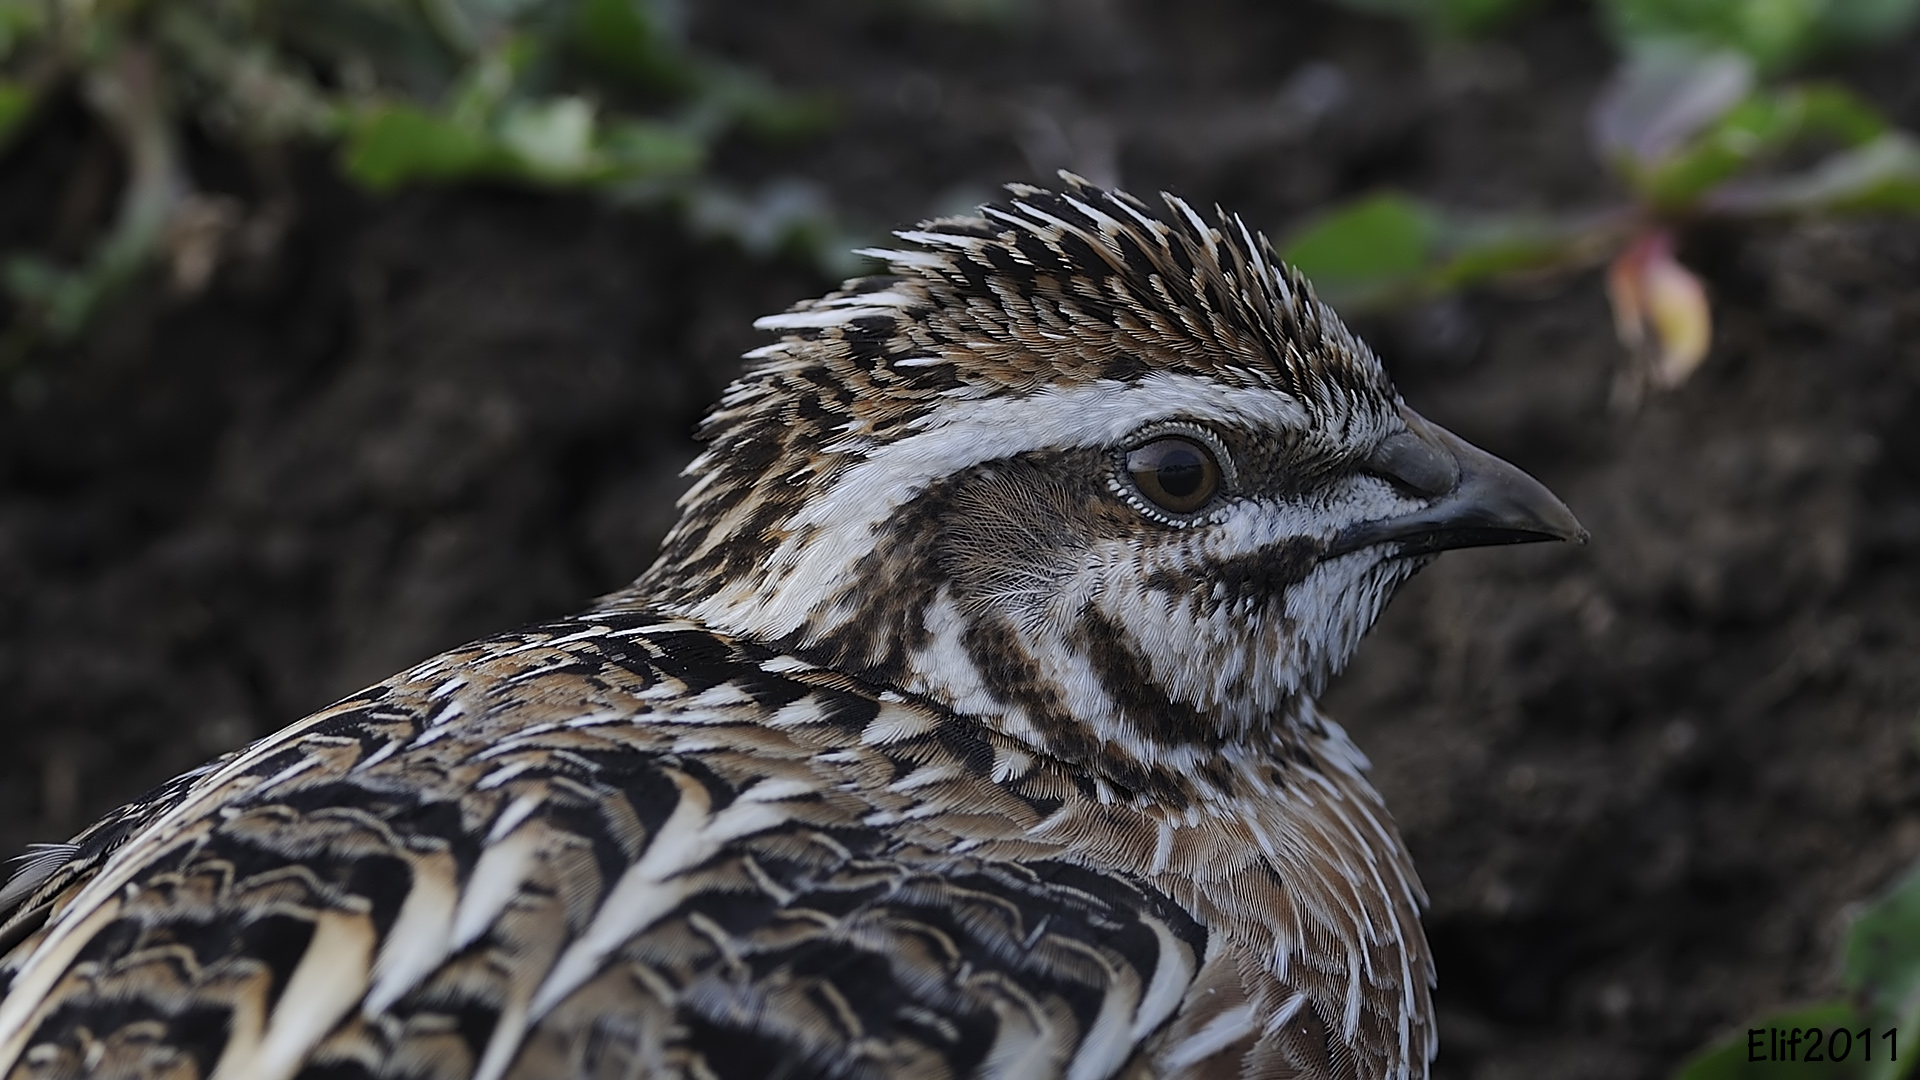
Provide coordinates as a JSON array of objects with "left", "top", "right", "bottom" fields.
[{"left": 3, "top": 1, "right": 1920, "bottom": 1077}]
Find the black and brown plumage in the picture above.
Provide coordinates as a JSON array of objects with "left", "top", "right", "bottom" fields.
[{"left": 0, "top": 177, "right": 1585, "bottom": 1080}]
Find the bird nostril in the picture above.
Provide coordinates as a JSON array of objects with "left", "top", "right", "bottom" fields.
[{"left": 1365, "top": 429, "right": 1459, "bottom": 498}]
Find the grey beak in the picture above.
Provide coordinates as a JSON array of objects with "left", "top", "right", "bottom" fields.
[{"left": 1329, "top": 406, "right": 1588, "bottom": 558}]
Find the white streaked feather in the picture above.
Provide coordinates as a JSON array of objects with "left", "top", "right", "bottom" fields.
[
  {"left": 1262, "top": 990, "right": 1310, "bottom": 1034},
  {"left": 1131, "top": 917, "right": 1197, "bottom": 1043},
  {"left": 1344, "top": 945, "right": 1365, "bottom": 1044},
  {"left": 990, "top": 746, "right": 1034, "bottom": 784},
  {"left": 211, "top": 908, "right": 374, "bottom": 1080},
  {"left": 1060, "top": 939, "right": 1139, "bottom": 1080},
  {"left": 978, "top": 987, "right": 1066, "bottom": 1080},
  {"left": 472, "top": 724, "right": 564, "bottom": 760},
  {"left": 1060, "top": 194, "right": 1130, "bottom": 244},
  {"left": 861, "top": 703, "right": 941, "bottom": 745},
  {"left": 1106, "top": 190, "right": 1169, "bottom": 239},
  {"left": 363, "top": 852, "right": 459, "bottom": 1015},
  {"left": 255, "top": 755, "right": 320, "bottom": 794},
  {"left": 1148, "top": 820, "right": 1175, "bottom": 876},
  {"left": 893, "top": 228, "right": 993, "bottom": 253},
  {"left": 524, "top": 765, "right": 793, "bottom": 1026},
  {"left": 755, "top": 306, "right": 896, "bottom": 331},
  {"left": 427, "top": 675, "right": 468, "bottom": 700},
  {"left": 470, "top": 994, "right": 534, "bottom": 1080},
  {"left": 888, "top": 763, "right": 966, "bottom": 793},
  {"left": 1161, "top": 1002, "right": 1258, "bottom": 1070},
  {"left": 607, "top": 619, "right": 702, "bottom": 638},
  {"left": 503, "top": 625, "right": 609, "bottom": 651},
  {"left": 451, "top": 828, "right": 542, "bottom": 951},
  {"left": 0, "top": 897, "right": 124, "bottom": 1068},
  {"left": 762, "top": 695, "right": 826, "bottom": 729},
  {"left": 484, "top": 793, "right": 544, "bottom": 845},
  {"left": 853, "top": 247, "right": 949, "bottom": 270},
  {"left": 0, "top": 844, "right": 79, "bottom": 913},
  {"left": 1006, "top": 199, "right": 1089, "bottom": 248},
  {"left": 1169, "top": 197, "right": 1218, "bottom": 259},
  {"left": 351, "top": 738, "right": 403, "bottom": 774},
  {"left": 475, "top": 760, "right": 536, "bottom": 791}
]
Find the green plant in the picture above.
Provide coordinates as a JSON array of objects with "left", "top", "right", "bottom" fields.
[
  {"left": 1673, "top": 859, "right": 1920, "bottom": 1079},
  {"left": 1326, "top": 0, "right": 1534, "bottom": 36},
  {"left": 0, "top": 0, "right": 834, "bottom": 356},
  {"left": 1294, "top": 0, "right": 1920, "bottom": 400}
]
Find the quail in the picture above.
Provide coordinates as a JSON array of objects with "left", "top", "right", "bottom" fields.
[{"left": 0, "top": 177, "right": 1584, "bottom": 1080}]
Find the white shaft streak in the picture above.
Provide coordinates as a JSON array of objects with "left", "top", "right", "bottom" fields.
[
  {"left": 364, "top": 850, "right": 460, "bottom": 1014},
  {"left": 456, "top": 767, "right": 802, "bottom": 1080},
  {"left": 210, "top": 908, "right": 377, "bottom": 1080},
  {"left": 692, "top": 374, "right": 1308, "bottom": 643},
  {"left": 0, "top": 704, "right": 352, "bottom": 1075},
  {"left": 1061, "top": 935, "right": 1141, "bottom": 1080},
  {"left": 1163, "top": 1003, "right": 1259, "bottom": 1070},
  {"left": 1132, "top": 917, "right": 1197, "bottom": 1042}
]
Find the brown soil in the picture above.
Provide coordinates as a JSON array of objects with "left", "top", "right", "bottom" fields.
[{"left": 5, "top": 2, "right": 1920, "bottom": 1077}]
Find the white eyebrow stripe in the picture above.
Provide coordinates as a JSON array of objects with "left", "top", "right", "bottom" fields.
[{"left": 690, "top": 373, "right": 1306, "bottom": 642}]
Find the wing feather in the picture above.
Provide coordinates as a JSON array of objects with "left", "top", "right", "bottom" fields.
[{"left": 0, "top": 614, "right": 1218, "bottom": 1080}]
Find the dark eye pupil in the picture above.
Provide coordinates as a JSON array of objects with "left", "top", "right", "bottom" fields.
[
  {"left": 1125, "top": 435, "right": 1222, "bottom": 516},
  {"left": 1155, "top": 451, "right": 1203, "bottom": 496}
]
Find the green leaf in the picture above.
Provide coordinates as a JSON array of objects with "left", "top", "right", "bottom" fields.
[
  {"left": 1604, "top": 0, "right": 1823, "bottom": 70},
  {"left": 1281, "top": 194, "right": 1439, "bottom": 301},
  {"left": 1601, "top": 0, "right": 1920, "bottom": 70},
  {"left": 1281, "top": 193, "right": 1623, "bottom": 309},
  {"left": 498, "top": 95, "right": 596, "bottom": 178},
  {"left": 1674, "top": 860, "right": 1920, "bottom": 1080},
  {"left": 1820, "top": 0, "right": 1920, "bottom": 43},
  {"left": 0, "top": 78, "right": 36, "bottom": 151},
  {"left": 1846, "top": 859, "right": 1920, "bottom": 1034},
  {"left": 0, "top": 0, "right": 843, "bottom": 350},
  {"left": 340, "top": 103, "right": 501, "bottom": 190},
  {"left": 418, "top": 0, "right": 545, "bottom": 59},
  {"left": 153, "top": 6, "right": 339, "bottom": 144},
  {"left": 444, "top": 36, "right": 536, "bottom": 130},
  {"left": 571, "top": 0, "right": 693, "bottom": 90},
  {"left": 1706, "top": 133, "right": 1920, "bottom": 215},
  {"left": 342, "top": 96, "right": 707, "bottom": 192},
  {"left": 599, "top": 118, "right": 704, "bottom": 176},
  {"left": 0, "top": 0, "right": 50, "bottom": 62},
  {"left": 1323, "top": 0, "right": 1532, "bottom": 35},
  {"left": 1640, "top": 84, "right": 1893, "bottom": 206}
]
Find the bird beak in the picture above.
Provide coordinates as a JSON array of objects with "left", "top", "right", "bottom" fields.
[{"left": 1329, "top": 406, "right": 1588, "bottom": 558}]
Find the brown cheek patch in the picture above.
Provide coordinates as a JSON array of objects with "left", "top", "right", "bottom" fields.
[{"left": 935, "top": 450, "right": 1125, "bottom": 611}]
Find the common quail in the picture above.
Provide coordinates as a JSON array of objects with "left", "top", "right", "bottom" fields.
[{"left": 0, "top": 177, "right": 1584, "bottom": 1080}]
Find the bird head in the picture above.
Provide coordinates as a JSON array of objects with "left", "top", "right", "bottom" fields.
[{"left": 634, "top": 177, "right": 1584, "bottom": 785}]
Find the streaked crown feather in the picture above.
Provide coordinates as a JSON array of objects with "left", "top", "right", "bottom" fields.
[{"left": 642, "top": 175, "right": 1400, "bottom": 606}]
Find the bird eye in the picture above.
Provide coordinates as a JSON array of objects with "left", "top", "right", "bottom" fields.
[{"left": 1126, "top": 436, "right": 1222, "bottom": 515}]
